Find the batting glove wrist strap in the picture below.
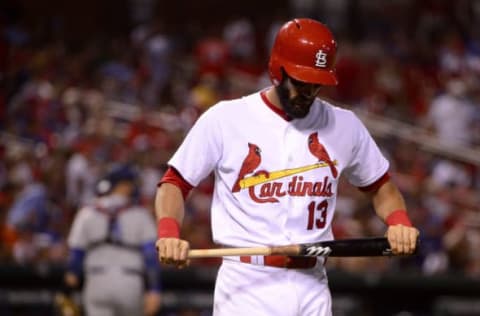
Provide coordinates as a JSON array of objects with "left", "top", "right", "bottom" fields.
[
  {"left": 158, "top": 217, "right": 180, "bottom": 238},
  {"left": 385, "top": 209, "right": 412, "bottom": 227}
]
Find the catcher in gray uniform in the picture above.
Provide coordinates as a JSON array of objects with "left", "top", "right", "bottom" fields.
[{"left": 65, "top": 163, "right": 162, "bottom": 316}]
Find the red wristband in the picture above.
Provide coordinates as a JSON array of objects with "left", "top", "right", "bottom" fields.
[
  {"left": 385, "top": 210, "right": 412, "bottom": 227},
  {"left": 158, "top": 217, "right": 180, "bottom": 238}
]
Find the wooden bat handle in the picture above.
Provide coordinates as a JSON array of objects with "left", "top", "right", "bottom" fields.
[
  {"left": 188, "top": 245, "right": 301, "bottom": 258},
  {"left": 188, "top": 247, "right": 272, "bottom": 258}
]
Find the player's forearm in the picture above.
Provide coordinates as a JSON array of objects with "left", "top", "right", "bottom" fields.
[
  {"left": 372, "top": 180, "right": 418, "bottom": 255},
  {"left": 371, "top": 180, "right": 408, "bottom": 222},
  {"left": 155, "top": 183, "right": 190, "bottom": 267},
  {"left": 154, "top": 183, "right": 185, "bottom": 224}
]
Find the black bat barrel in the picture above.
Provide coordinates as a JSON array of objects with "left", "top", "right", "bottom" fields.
[{"left": 300, "top": 237, "right": 392, "bottom": 257}]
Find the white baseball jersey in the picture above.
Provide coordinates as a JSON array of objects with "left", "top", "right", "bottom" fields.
[{"left": 169, "top": 90, "right": 388, "bottom": 247}]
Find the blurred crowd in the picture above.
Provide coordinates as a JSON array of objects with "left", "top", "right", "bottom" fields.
[{"left": 1, "top": 0, "right": 480, "bottom": 281}]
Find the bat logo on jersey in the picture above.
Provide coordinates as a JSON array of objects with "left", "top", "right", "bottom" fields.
[
  {"left": 232, "top": 138, "right": 338, "bottom": 203},
  {"left": 303, "top": 244, "right": 332, "bottom": 257},
  {"left": 232, "top": 143, "right": 262, "bottom": 192},
  {"left": 308, "top": 132, "right": 338, "bottom": 178}
]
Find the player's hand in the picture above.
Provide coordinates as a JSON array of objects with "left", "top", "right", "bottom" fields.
[
  {"left": 155, "top": 238, "right": 190, "bottom": 268},
  {"left": 143, "top": 291, "right": 161, "bottom": 316},
  {"left": 386, "top": 224, "right": 419, "bottom": 255}
]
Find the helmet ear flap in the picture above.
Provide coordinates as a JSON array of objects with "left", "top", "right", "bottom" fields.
[
  {"left": 276, "top": 68, "right": 295, "bottom": 86},
  {"left": 268, "top": 55, "right": 281, "bottom": 85},
  {"left": 268, "top": 61, "right": 286, "bottom": 86}
]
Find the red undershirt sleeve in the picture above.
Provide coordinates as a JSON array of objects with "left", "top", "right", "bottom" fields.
[{"left": 157, "top": 167, "right": 194, "bottom": 200}]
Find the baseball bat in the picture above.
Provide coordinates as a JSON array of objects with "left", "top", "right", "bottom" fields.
[
  {"left": 239, "top": 160, "right": 337, "bottom": 188},
  {"left": 188, "top": 237, "right": 418, "bottom": 258}
]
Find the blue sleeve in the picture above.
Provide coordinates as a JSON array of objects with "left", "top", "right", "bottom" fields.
[
  {"left": 67, "top": 248, "right": 85, "bottom": 277},
  {"left": 142, "top": 241, "right": 161, "bottom": 292}
]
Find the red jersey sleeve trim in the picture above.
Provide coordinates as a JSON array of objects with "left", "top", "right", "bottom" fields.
[
  {"left": 158, "top": 167, "right": 194, "bottom": 199},
  {"left": 358, "top": 172, "right": 390, "bottom": 193}
]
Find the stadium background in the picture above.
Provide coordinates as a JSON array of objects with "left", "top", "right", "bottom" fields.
[{"left": 1, "top": 0, "right": 480, "bottom": 315}]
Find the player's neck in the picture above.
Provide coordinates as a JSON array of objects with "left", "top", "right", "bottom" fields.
[{"left": 264, "top": 87, "right": 283, "bottom": 110}]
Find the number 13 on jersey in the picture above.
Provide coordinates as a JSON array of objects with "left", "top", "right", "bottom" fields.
[{"left": 307, "top": 200, "right": 328, "bottom": 230}]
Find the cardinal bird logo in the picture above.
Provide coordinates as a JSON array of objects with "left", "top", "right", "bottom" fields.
[
  {"left": 232, "top": 143, "right": 262, "bottom": 192},
  {"left": 308, "top": 132, "right": 338, "bottom": 178}
]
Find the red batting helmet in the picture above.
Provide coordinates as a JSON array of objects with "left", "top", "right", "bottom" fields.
[{"left": 269, "top": 18, "right": 338, "bottom": 86}]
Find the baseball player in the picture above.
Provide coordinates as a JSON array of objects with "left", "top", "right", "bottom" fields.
[
  {"left": 65, "top": 163, "right": 161, "bottom": 316},
  {"left": 155, "top": 18, "right": 419, "bottom": 315}
]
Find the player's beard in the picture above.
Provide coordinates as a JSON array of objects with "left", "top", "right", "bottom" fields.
[{"left": 275, "top": 78, "right": 315, "bottom": 119}]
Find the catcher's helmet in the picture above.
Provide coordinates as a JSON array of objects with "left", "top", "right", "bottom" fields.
[
  {"left": 96, "top": 163, "right": 138, "bottom": 196},
  {"left": 269, "top": 18, "right": 338, "bottom": 86}
]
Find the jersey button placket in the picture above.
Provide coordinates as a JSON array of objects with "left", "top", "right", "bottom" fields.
[{"left": 282, "top": 125, "right": 294, "bottom": 240}]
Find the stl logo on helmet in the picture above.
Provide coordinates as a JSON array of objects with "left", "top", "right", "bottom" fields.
[{"left": 315, "top": 50, "right": 328, "bottom": 68}]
